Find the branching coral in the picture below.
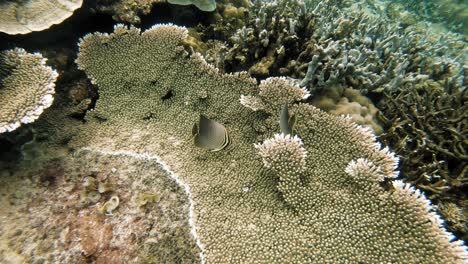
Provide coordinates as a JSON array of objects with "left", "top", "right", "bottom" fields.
[
  {"left": 0, "top": 0, "right": 83, "bottom": 34},
  {"left": 378, "top": 80, "right": 467, "bottom": 237},
  {"left": 0, "top": 48, "right": 58, "bottom": 134},
  {"left": 75, "top": 23, "right": 467, "bottom": 262},
  {"left": 200, "top": 0, "right": 465, "bottom": 94}
]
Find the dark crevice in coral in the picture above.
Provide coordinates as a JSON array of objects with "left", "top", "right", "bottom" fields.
[
  {"left": 161, "top": 89, "right": 174, "bottom": 101},
  {"left": 0, "top": 127, "right": 34, "bottom": 163},
  {"left": 87, "top": 85, "right": 99, "bottom": 111},
  {"left": 143, "top": 112, "right": 158, "bottom": 121}
]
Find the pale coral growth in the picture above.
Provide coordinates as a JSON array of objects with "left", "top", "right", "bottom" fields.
[
  {"left": 345, "top": 158, "right": 385, "bottom": 182},
  {"left": 239, "top": 94, "right": 265, "bottom": 111},
  {"left": 95, "top": 0, "right": 164, "bottom": 24},
  {"left": 0, "top": 48, "right": 58, "bottom": 133},
  {"left": 312, "top": 86, "right": 383, "bottom": 135},
  {"left": 241, "top": 76, "right": 310, "bottom": 115},
  {"left": 255, "top": 133, "right": 307, "bottom": 173},
  {"left": 0, "top": 0, "right": 82, "bottom": 34}
]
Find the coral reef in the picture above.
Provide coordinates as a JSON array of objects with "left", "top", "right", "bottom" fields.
[
  {"left": 0, "top": 0, "right": 466, "bottom": 261},
  {"left": 94, "top": 0, "right": 215, "bottom": 24},
  {"left": 0, "top": 48, "right": 58, "bottom": 134},
  {"left": 378, "top": 80, "right": 467, "bottom": 239},
  {"left": 198, "top": 0, "right": 465, "bottom": 97},
  {"left": 378, "top": 0, "right": 467, "bottom": 35},
  {"left": 198, "top": 0, "right": 466, "bottom": 237},
  {"left": 0, "top": 0, "right": 83, "bottom": 35},
  {"left": 74, "top": 24, "right": 467, "bottom": 262}
]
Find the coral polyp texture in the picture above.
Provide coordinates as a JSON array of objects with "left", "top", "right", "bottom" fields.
[
  {"left": 75, "top": 24, "right": 467, "bottom": 262},
  {"left": 0, "top": 48, "right": 58, "bottom": 134},
  {"left": 0, "top": 0, "right": 83, "bottom": 35}
]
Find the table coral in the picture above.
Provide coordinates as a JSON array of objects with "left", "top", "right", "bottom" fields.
[
  {"left": 0, "top": 0, "right": 83, "bottom": 35},
  {"left": 0, "top": 48, "right": 58, "bottom": 134},
  {"left": 75, "top": 23, "right": 467, "bottom": 262}
]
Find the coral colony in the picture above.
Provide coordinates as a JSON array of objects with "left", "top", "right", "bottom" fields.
[{"left": 0, "top": 0, "right": 466, "bottom": 262}]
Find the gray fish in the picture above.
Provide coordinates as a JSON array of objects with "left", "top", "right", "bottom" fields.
[
  {"left": 280, "top": 104, "right": 296, "bottom": 135},
  {"left": 192, "top": 115, "right": 230, "bottom": 152}
]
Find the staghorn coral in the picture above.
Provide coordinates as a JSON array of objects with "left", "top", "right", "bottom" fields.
[
  {"left": 378, "top": 80, "right": 467, "bottom": 238},
  {"left": 0, "top": 48, "right": 58, "bottom": 134},
  {"left": 75, "top": 23, "right": 467, "bottom": 262},
  {"left": 0, "top": 0, "right": 83, "bottom": 35},
  {"left": 199, "top": 0, "right": 465, "bottom": 94},
  {"left": 291, "top": 0, "right": 466, "bottom": 94},
  {"left": 377, "top": 0, "right": 468, "bottom": 35}
]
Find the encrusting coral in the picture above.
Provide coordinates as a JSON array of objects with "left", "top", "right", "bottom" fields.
[
  {"left": 75, "top": 23, "right": 467, "bottom": 262},
  {"left": 0, "top": 0, "right": 83, "bottom": 35},
  {"left": 0, "top": 48, "right": 58, "bottom": 134}
]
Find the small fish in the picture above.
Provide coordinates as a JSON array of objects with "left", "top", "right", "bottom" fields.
[
  {"left": 192, "top": 115, "right": 230, "bottom": 152},
  {"left": 280, "top": 104, "right": 296, "bottom": 135}
]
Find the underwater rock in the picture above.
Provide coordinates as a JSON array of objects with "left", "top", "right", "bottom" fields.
[{"left": 0, "top": 150, "right": 200, "bottom": 263}]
